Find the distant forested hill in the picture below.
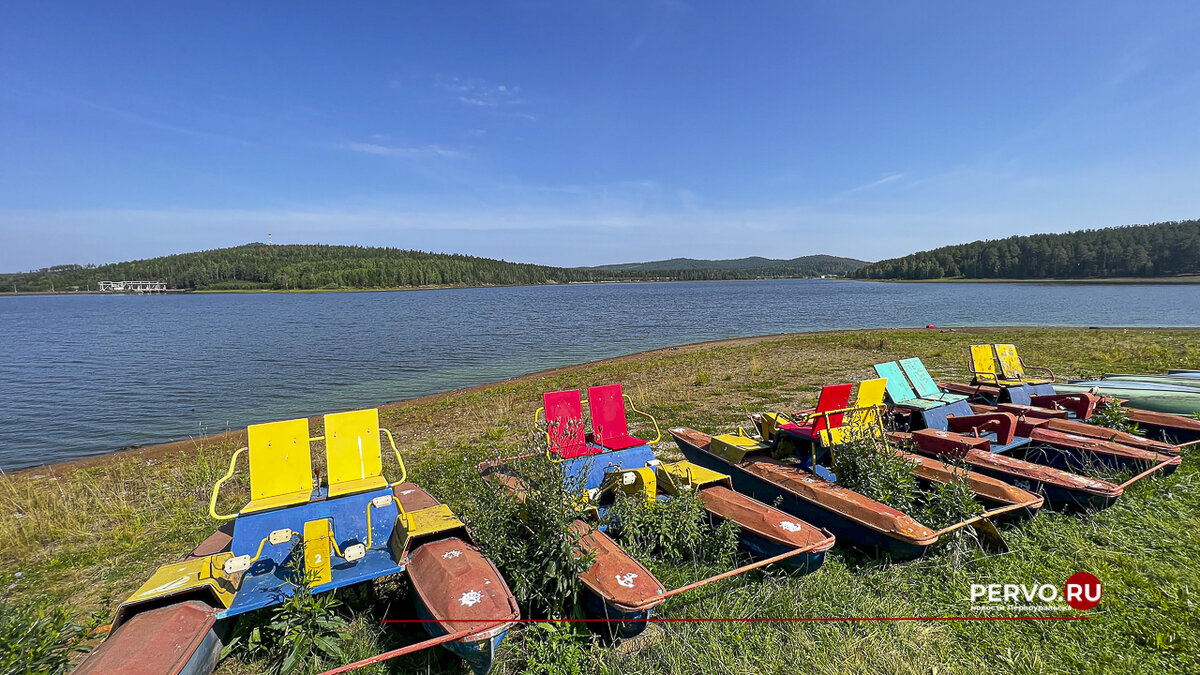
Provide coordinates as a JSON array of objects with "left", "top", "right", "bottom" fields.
[
  {"left": 852, "top": 220, "right": 1200, "bottom": 280},
  {"left": 0, "top": 244, "right": 612, "bottom": 292},
  {"left": 586, "top": 254, "right": 868, "bottom": 277},
  {"left": 0, "top": 244, "right": 866, "bottom": 293}
]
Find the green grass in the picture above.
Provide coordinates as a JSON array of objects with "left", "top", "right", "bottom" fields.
[{"left": 2, "top": 327, "right": 1198, "bottom": 673}]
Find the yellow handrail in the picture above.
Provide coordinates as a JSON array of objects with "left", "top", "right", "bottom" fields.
[
  {"left": 209, "top": 447, "right": 247, "bottom": 520},
  {"left": 533, "top": 406, "right": 558, "bottom": 461},
  {"left": 364, "top": 496, "right": 410, "bottom": 550},
  {"left": 624, "top": 394, "right": 661, "bottom": 445},
  {"left": 381, "top": 428, "right": 407, "bottom": 486},
  {"left": 393, "top": 497, "right": 413, "bottom": 536}
]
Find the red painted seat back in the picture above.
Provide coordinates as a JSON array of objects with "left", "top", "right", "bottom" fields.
[
  {"left": 587, "top": 384, "right": 634, "bottom": 448},
  {"left": 812, "top": 383, "right": 854, "bottom": 434},
  {"left": 543, "top": 389, "right": 590, "bottom": 458}
]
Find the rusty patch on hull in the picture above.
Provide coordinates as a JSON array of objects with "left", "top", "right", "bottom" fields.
[
  {"left": 408, "top": 537, "right": 520, "bottom": 639},
  {"left": 698, "top": 484, "right": 835, "bottom": 551},
  {"left": 574, "top": 520, "right": 665, "bottom": 612}
]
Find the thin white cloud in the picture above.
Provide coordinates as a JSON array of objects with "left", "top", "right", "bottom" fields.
[
  {"left": 339, "top": 141, "right": 465, "bottom": 159},
  {"left": 435, "top": 76, "right": 525, "bottom": 107},
  {"left": 837, "top": 172, "right": 906, "bottom": 198}
]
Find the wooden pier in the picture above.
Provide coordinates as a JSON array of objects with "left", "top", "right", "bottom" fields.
[{"left": 97, "top": 281, "right": 183, "bottom": 294}]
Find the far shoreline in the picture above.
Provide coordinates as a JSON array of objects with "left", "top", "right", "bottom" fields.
[
  {"left": 15, "top": 323, "right": 1200, "bottom": 478},
  {"left": 5, "top": 274, "right": 1200, "bottom": 297}
]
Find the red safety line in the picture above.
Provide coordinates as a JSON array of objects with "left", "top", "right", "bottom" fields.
[
  {"left": 380, "top": 616, "right": 1087, "bottom": 623},
  {"left": 314, "top": 621, "right": 509, "bottom": 675}
]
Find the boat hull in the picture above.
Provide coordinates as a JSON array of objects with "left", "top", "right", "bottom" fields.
[
  {"left": 406, "top": 536, "right": 519, "bottom": 675},
  {"left": 582, "top": 587, "right": 654, "bottom": 640},
  {"left": 1103, "top": 374, "right": 1200, "bottom": 388},
  {"left": 1054, "top": 381, "right": 1200, "bottom": 415},
  {"left": 73, "top": 600, "right": 223, "bottom": 675},
  {"left": 671, "top": 431, "right": 933, "bottom": 560},
  {"left": 413, "top": 598, "right": 509, "bottom": 675},
  {"left": 902, "top": 430, "right": 1122, "bottom": 511}
]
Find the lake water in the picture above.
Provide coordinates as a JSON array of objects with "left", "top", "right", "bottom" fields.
[{"left": 2, "top": 279, "right": 1198, "bottom": 470}]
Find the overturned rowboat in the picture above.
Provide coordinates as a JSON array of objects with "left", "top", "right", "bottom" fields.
[{"left": 1053, "top": 379, "right": 1200, "bottom": 416}]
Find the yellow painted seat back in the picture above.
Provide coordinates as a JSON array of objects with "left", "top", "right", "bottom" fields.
[
  {"left": 969, "top": 344, "right": 1006, "bottom": 384},
  {"left": 244, "top": 418, "right": 314, "bottom": 514},
  {"left": 993, "top": 343, "right": 1052, "bottom": 384},
  {"left": 821, "top": 377, "right": 888, "bottom": 446},
  {"left": 324, "top": 409, "right": 389, "bottom": 498},
  {"left": 994, "top": 344, "right": 1025, "bottom": 381}
]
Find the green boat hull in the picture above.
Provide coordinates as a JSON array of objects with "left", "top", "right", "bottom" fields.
[
  {"left": 1054, "top": 381, "right": 1200, "bottom": 415},
  {"left": 1103, "top": 374, "right": 1200, "bottom": 388}
]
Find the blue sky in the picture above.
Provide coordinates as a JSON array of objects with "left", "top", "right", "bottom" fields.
[{"left": 2, "top": 1, "right": 1200, "bottom": 271}]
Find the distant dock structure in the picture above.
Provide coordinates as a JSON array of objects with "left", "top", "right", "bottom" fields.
[{"left": 98, "top": 280, "right": 179, "bottom": 294}]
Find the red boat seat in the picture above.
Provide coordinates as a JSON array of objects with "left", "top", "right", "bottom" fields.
[
  {"left": 543, "top": 389, "right": 600, "bottom": 458},
  {"left": 786, "top": 383, "right": 854, "bottom": 441},
  {"left": 587, "top": 384, "right": 650, "bottom": 451}
]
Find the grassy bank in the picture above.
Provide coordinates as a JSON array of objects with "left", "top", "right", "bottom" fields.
[{"left": 2, "top": 327, "right": 1198, "bottom": 673}]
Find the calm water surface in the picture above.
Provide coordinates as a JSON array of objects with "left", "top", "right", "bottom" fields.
[{"left": 2, "top": 280, "right": 1198, "bottom": 470}]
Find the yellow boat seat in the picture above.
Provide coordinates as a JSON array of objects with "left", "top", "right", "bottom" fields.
[
  {"left": 994, "top": 344, "right": 1052, "bottom": 385},
  {"left": 821, "top": 377, "right": 888, "bottom": 446},
  {"left": 243, "top": 418, "right": 315, "bottom": 514},
  {"left": 324, "top": 409, "right": 389, "bottom": 498},
  {"left": 968, "top": 344, "right": 1019, "bottom": 386}
]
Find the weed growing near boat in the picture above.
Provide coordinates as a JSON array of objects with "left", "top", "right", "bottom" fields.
[
  {"left": 0, "top": 599, "right": 99, "bottom": 674},
  {"left": 831, "top": 428, "right": 921, "bottom": 515},
  {"left": 832, "top": 429, "right": 982, "bottom": 538},
  {"left": 604, "top": 488, "right": 738, "bottom": 566},
  {"left": 1090, "top": 400, "right": 1142, "bottom": 435},
  {"left": 464, "top": 431, "right": 597, "bottom": 618},
  {"left": 915, "top": 460, "right": 984, "bottom": 558},
  {"left": 510, "top": 622, "right": 594, "bottom": 675},
  {"left": 222, "top": 546, "right": 349, "bottom": 674}
]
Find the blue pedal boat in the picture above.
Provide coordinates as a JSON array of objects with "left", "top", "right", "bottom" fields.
[{"left": 75, "top": 408, "right": 518, "bottom": 675}]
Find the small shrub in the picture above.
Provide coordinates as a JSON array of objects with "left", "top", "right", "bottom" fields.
[
  {"left": 465, "top": 431, "right": 597, "bottom": 618},
  {"left": 916, "top": 461, "right": 983, "bottom": 531},
  {"left": 693, "top": 372, "right": 711, "bottom": 386},
  {"left": 514, "top": 622, "right": 590, "bottom": 675},
  {"left": 1091, "top": 401, "right": 1141, "bottom": 435},
  {"left": 604, "top": 488, "right": 739, "bottom": 566},
  {"left": 831, "top": 428, "right": 920, "bottom": 515},
  {"left": 223, "top": 545, "right": 350, "bottom": 674},
  {"left": 0, "top": 600, "right": 98, "bottom": 674}
]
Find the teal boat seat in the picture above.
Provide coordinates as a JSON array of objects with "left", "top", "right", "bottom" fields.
[
  {"left": 872, "top": 361, "right": 945, "bottom": 410},
  {"left": 899, "top": 358, "right": 968, "bottom": 404}
]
